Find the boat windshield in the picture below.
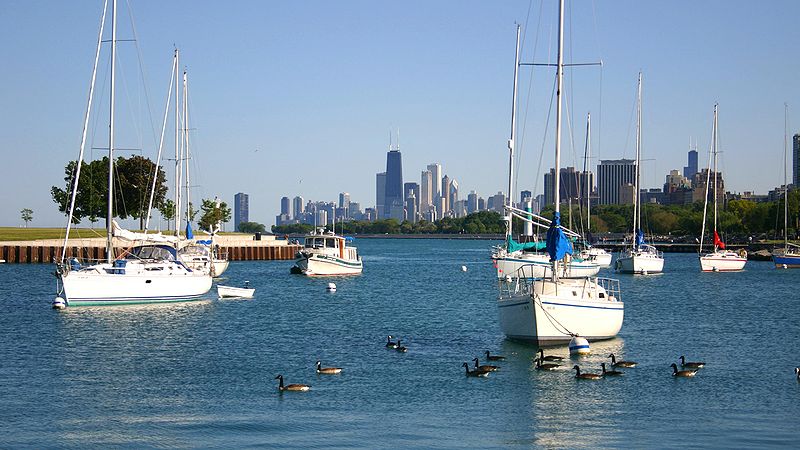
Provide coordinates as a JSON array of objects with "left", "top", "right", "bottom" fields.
[
  {"left": 127, "top": 245, "right": 176, "bottom": 261},
  {"left": 305, "top": 237, "right": 325, "bottom": 248}
]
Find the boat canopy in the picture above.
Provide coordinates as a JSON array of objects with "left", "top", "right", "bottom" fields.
[
  {"left": 126, "top": 245, "right": 177, "bottom": 261},
  {"left": 506, "top": 235, "right": 546, "bottom": 253}
]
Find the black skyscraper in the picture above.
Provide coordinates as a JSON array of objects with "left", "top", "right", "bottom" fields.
[{"left": 384, "top": 150, "right": 403, "bottom": 219}]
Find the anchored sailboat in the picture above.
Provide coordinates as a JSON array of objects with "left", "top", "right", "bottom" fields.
[
  {"left": 54, "top": 0, "right": 211, "bottom": 307},
  {"left": 615, "top": 73, "right": 664, "bottom": 274},
  {"left": 699, "top": 104, "right": 746, "bottom": 272},
  {"left": 773, "top": 103, "right": 800, "bottom": 268},
  {"left": 496, "top": 9, "right": 623, "bottom": 345},
  {"left": 578, "top": 112, "right": 612, "bottom": 268}
]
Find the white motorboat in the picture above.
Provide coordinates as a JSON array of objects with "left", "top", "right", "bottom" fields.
[
  {"left": 615, "top": 73, "right": 664, "bottom": 275},
  {"left": 54, "top": 1, "right": 211, "bottom": 307},
  {"left": 495, "top": 14, "right": 624, "bottom": 345},
  {"left": 217, "top": 282, "right": 254, "bottom": 299},
  {"left": 292, "top": 229, "right": 362, "bottom": 276},
  {"left": 698, "top": 104, "right": 746, "bottom": 272}
]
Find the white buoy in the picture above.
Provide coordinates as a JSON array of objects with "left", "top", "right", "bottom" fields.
[
  {"left": 52, "top": 297, "right": 66, "bottom": 310},
  {"left": 326, "top": 282, "right": 336, "bottom": 292},
  {"left": 568, "top": 336, "right": 590, "bottom": 355},
  {"left": 783, "top": 264, "right": 788, "bottom": 269},
  {"left": 461, "top": 265, "right": 467, "bottom": 272},
  {"left": 641, "top": 270, "right": 649, "bottom": 276}
]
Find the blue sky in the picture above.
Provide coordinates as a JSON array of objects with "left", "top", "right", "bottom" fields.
[{"left": 2, "top": 0, "right": 799, "bottom": 228}]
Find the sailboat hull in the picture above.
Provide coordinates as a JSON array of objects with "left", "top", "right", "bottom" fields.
[
  {"left": 497, "top": 277, "right": 624, "bottom": 345},
  {"left": 773, "top": 252, "right": 800, "bottom": 268},
  {"left": 616, "top": 250, "right": 664, "bottom": 274},
  {"left": 493, "top": 253, "right": 600, "bottom": 279},
  {"left": 60, "top": 262, "right": 212, "bottom": 306},
  {"left": 699, "top": 251, "right": 746, "bottom": 272},
  {"left": 580, "top": 249, "right": 612, "bottom": 268}
]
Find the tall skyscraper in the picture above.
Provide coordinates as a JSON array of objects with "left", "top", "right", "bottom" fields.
[
  {"left": 280, "top": 196, "right": 290, "bottom": 215},
  {"left": 684, "top": 149, "right": 698, "bottom": 179},
  {"left": 441, "top": 175, "right": 451, "bottom": 214},
  {"left": 543, "top": 167, "right": 592, "bottom": 207},
  {"left": 467, "top": 191, "right": 478, "bottom": 214},
  {"left": 376, "top": 172, "right": 386, "bottom": 219},
  {"left": 384, "top": 149, "right": 403, "bottom": 219},
  {"left": 427, "top": 163, "right": 442, "bottom": 204},
  {"left": 597, "top": 159, "right": 636, "bottom": 205},
  {"left": 404, "top": 182, "right": 420, "bottom": 213},
  {"left": 338, "top": 192, "right": 350, "bottom": 219},
  {"left": 520, "top": 190, "right": 532, "bottom": 206},
  {"left": 234, "top": 192, "right": 249, "bottom": 231},
  {"left": 449, "top": 179, "right": 459, "bottom": 211},
  {"left": 420, "top": 170, "right": 433, "bottom": 212},
  {"left": 292, "top": 196, "right": 304, "bottom": 220},
  {"left": 793, "top": 134, "right": 800, "bottom": 187},
  {"left": 405, "top": 193, "right": 418, "bottom": 223}
]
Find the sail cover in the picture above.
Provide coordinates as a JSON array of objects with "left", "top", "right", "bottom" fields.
[
  {"left": 635, "top": 229, "right": 645, "bottom": 248},
  {"left": 506, "top": 235, "right": 546, "bottom": 253},
  {"left": 713, "top": 230, "right": 726, "bottom": 249},
  {"left": 546, "top": 212, "right": 573, "bottom": 262}
]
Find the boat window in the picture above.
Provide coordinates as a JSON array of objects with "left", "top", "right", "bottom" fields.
[
  {"left": 304, "top": 238, "right": 314, "bottom": 248},
  {"left": 326, "top": 238, "right": 336, "bottom": 248},
  {"left": 572, "top": 290, "right": 578, "bottom": 296},
  {"left": 599, "top": 292, "right": 605, "bottom": 298}
]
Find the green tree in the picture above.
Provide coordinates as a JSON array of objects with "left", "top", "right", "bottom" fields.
[
  {"left": 51, "top": 155, "right": 168, "bottom": 227},
  {"left": 197, "top": 198, "right": 231, "bottom": 232},
  {"left": 159, "top": 199, "right": 175, "bottom": 231},
  {"left": 239, "top": 221, "right": 266, "bottom": 233},
  {"left": 20, "top": 208, "right": 33, "bottom": 227}
]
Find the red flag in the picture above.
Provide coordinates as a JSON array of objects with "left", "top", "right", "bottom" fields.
[{"left": 713, "top": 230, "right": 726, "bottom": 249}]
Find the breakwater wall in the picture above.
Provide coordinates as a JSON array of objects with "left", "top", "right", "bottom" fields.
[{"left": 0, "top": 243, "right": 300, "bottom": 264}]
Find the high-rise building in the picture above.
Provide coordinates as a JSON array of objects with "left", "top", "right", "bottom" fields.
[
  {"left": 405, "top": 193, "right": 418, "bottom": 223},
  {"left": 384, "top": 150, "right": 403, "bottom": 219},
  {"left": 420, "top": 170, "right": 433, "bottom": 212},
  {"left": 234, "top": 192, "right": 249, "bottom": 232},
  {"left": 793, "top": 134, "right": 800, "bottom": 187},
  {"left": 520, "top": 190, "right": 532, "bottom": 206},
  {"left": 478, "top": 197, "right": 486, "bottom": 211},
  {"left": 543, "top": 167, "right": 592, "bottom": 207},
  {"left": 427, "top": 163, "right": 442, "bottom": 204},
  {"left": 664, "top": 170, "right": 691, "bottom": 193},
  {"left": 280, "top": 196, "right": 290, "bottom": 215},
  {"left": 338, "top": 192, "right": 350, "bottom": 213},
  {"left": 487, "top": 192, "right": 506, "bottom": 213},
  {"left": 467, "top": 191, "right": 478, "bottom": 214},
  {"left": 597, "top": 159, "right": 636, "bottom": 205},
  {"left": 404, "top": 182, "right": 420, "bottom": 213},
  {"left": 441, "top": 175, "right": 451, "bottom": 214},
  {"left": 292, "top": 196, "right": 304, "bottom": 220},
  {"left": 449, "top": 179, "right": 459, "bottom": 211},
  {"left": 692, "top": 169, "right": 725, "bottom": 205},
  {"left": 376, "top": 172, "right": 386, "bottom": 219},
  {"left": 684, "top": 149, "right": 699, "bottom": 180}
]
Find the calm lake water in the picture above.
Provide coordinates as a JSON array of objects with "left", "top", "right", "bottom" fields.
[{"left": 1, "top": 239, "right": 799, "bottom": 448}]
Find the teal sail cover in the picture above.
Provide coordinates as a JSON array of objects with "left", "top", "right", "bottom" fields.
[
  {"left": 506, "top": 235, "right": 546, "bottom": 253},
  {"left": 546, "top": 212, "right": 573, "bottom": 262}
]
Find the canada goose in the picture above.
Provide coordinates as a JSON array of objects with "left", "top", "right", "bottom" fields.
[
  {"left": 385, "top": 335, "right": 398, "bottom": 349},
  {"left": 608, "top": 353, "right": 637, "bottom": 368},
  {"left": 315, "top": 361, "right": 342, "bottom": 375},
  {"left": 462, "top": 362, "right": 490, "bottom": 377},
  {"left": 275, "top": 374, "right": 311, "bottom": 391},
  {"left": 395, "top": 339, "right": 408, "bottom": 353},
  {"left": 601, "top": 362, "right": 624, "bottom": 376},
  {"left": 485, "top": 350, "right": 506, "bottom": 361},
  {"left": 671, "top": 363, "right": 698, "bottom": 377},
  {"left": 679, "top": 355, "right": 705, "bottom": 369},
  {"left": 473, "top": 357, "right": 499, "bottom": 372},
  {"left": 538, "top": 349, "right": 564, "bottom": 362},
  {"left": 573, "top": 365, "right": 602, "bottom": 380},
  {"left": 534, "top": 358, "right": 560, "bottom": 371}
]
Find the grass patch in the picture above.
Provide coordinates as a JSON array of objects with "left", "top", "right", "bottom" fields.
[{"left": 0, "top": 227, "right": 107, "bottom": 241}]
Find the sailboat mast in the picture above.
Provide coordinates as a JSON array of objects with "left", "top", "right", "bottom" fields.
[
  {"left": 584, "top": 112, "right": 591, "bottom": 232},
  {"left": 700, "top": 109, "right": 713, "bottom": 253},
  {"left": 552, "top": 0, "right": 565, "bottom": 279},
  {"left": 785, "top": 103, "right": 789, "bottom": 249},
  {"left": 506, "top": 25, "right": 521, "bottom": 240},
  {"left": 174, "top": 49, "right": 181, "bottom": 236},
  {"left": 183, "top": 69, "right": 190, "bottom": 229},
  {"left": 632, "top": 72, "right": 642, "bottom": 246},
  {"left": 712, "top": 104, "right": 718, "bottom": 238},
  {"left": 106, "top": 0, "right": 117, "bottom": 263}
]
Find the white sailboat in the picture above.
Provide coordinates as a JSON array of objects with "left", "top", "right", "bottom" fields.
[
  {"left": 490, "top": 20, "right": 599, "bottom": 281},
  {"left": 496, "top": 11, "right": 623, "bottom": 345},
  {"left": 772, "top": 104, "right": 800, "bottom": 268},
  {"left": 699, "top": 104, "right": 746, "bottom": 272},
  {"left": 578, "top": 112, "right": 612, "bottom": 268},
  {"left": 615, "top": 73, "right": 664, "bottom": 274},
  {"left": 54, "top": 0, "right": 211, "bottom": 307}
]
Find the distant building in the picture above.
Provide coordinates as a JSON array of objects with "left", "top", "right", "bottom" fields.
[
  {"left": 363, "top": 207, "right": 377, "bottom": 222},
  {"left": 441, "top": 175, "right": 451, "bottom": 214},
  {"left": 598, "top": 159, "right": 636, "bottom": 205},
  {"left": 453, "top": 200, "right": 467, "bottom": 218},
  {"left": 487, "top": 192, "right": 506, "bottom": 213},
  {"left": 404, "top": 182, "right": 420, "bottom": 213},
  {"left": 292, "top": 196, "right": 304, "bottom": 220},
  {"left": 338, "top": 192, "right": 350, "bottom": 218},
  {"left": 427, "top": 163, "right": 442, "bottom": 205},
  {"left": 684, "top": 149, "right": 698, "bottom": 180},
  {"left": 664, "top": 169, "right": 691, "bottom": 193},
  {"left": 280, "top": 196, "right": 290, "bottom": 216},
  {"left": 520, "top": 190, "right": 532, "bottom": 207},
  {"left": 420, "top": 170, "right": 433, "bottom": 212},
  {"left": 405, "top": 194, "right": 418, "bottom": 223},
  {"left": 692, "top": 169, "right": 725, "bottom": 205},
  {"left": 234, "top": 192, "right": 249, "bottom": 231},
  {"left": 478, "top": 197, "right": 486, "bottom": 211},
  {"left": 543, "top": 167, "right": 592, "bottom": 207},
  {"left": 793, "top": 134, "right": 800, "bottom": 187},
  {"left": 376, "top": 172, "right": 386, "bottom": 219},
  {"left": 348, "top": 202, "right": 362, "bottom": 220},
  {"left": 467, "top": 191, "right": 478, "bottom": 214},
  {"left": 384, "top": 150, "right": 403, "bottom": 219},
  {"left": 619, "top": 183, "right": 636, "bottom": 205},
  {"left": 449, "top": 179, "right": 459, "bottom": 212}
]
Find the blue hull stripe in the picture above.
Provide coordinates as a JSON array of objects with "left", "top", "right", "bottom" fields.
[{"left": 498, "top": 299, "right": 622, "bottom": 311}]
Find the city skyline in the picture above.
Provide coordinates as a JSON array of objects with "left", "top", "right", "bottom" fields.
[{"left": 3, "top": 1, "right": 800, "bottom": 228}]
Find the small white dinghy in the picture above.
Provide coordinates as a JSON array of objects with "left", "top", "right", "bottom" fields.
[{"left": 217, "top": 281, "right": 255, "bottom": 299}]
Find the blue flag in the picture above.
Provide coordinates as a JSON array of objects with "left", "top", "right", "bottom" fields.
[
  {"left": 186, "top": 222, "right": 194, "bottom": 240},
  {"left": 546, "top": 212, "right": 573, "bottom": 262}
]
